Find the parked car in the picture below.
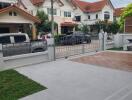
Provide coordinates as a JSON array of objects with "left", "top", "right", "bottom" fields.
[
  {"left": 0, "top": 33, "right": 47, "bottom": 56},
  {"left": 60, "top": 33, "right": 91, "bottom": 45}
]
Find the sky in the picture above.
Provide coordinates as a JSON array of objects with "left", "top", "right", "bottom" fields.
[{"left": 81, "top": 0, "right": 132, "bottom": 8}]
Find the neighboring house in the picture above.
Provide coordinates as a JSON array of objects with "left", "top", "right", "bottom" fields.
[
  {"left": 125, "top": 16, "right": 132, "bottom": 33},
  {"left": 21, "top": 0, "right": 77, "bottom": 34},
  {"left": 0, "top": 0, "right": 40, "bottom": 40},
  {"left": 73, "top": 0, "right": 114, "bottom": 33},
  {"left": 114, "top": 7, "right": 124, "bottom": 21}
]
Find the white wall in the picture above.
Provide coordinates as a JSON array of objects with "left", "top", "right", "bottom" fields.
[
  {"left": 0, "top": 49, "right": 50, "bottom": 71},
  {"left": 0, "top": 11, "right": 34, "bottom": 24},
  {"left": 21, "top": 0, "right": 38, "bottom": 15}
]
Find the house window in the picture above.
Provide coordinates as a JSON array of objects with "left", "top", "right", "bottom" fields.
[
  {"left": 104, "top": 11, "right": 110, "bottom": 20},
  {"left": 75, "top": 16, "right": 81, "bottom": 22},
  {"left": 13, "top": 12, "right": 17, "bottom": 16},
  {"left": 9, "top": 12, "right": 12, "bottom": 16},
  {"left": 9, "top": 11, "right": 17, "bottom": 16},
  {"left": 64, "top": 11, "right": 71, "bottom": 17},
  {"left": 47, "top": 8, "right": 57, "bottom": 15},
  {"left": 96, "top": 14, "right": 98, "bottom": 19},
  {"left": 88, "top": 15, "right": 90, "bottom": 19}
]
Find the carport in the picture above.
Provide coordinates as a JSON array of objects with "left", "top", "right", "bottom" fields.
[
  {"left": 0, "top": 5, "right": 40, "bottom": 39},
  {"left": 61, "top": 22, "right": 77, "bottom": 34}
]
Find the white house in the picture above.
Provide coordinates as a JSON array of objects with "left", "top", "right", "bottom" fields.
[
  {"left": 73, "top": 0, "right": 114, "bottom": 33},
  {"left": 0, "top": 0, "right": 40, "bottom": 40},
  {"left": 21, "top": 0, "right": 77, "bottom": 34}
]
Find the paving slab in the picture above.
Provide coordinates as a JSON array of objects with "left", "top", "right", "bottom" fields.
[
  {"left": 16, "top": 55, "right": 132, "bottom": 100},
  {"left": 72, "top": 51, "right": 132, "bottom": 72}
]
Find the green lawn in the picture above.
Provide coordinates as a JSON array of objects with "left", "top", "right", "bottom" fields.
[
  {"left": 107, "top": 47, "right": 123, "bottom": 51},
  {"left": 0, "top": 70, "right": 47, "bottom": 100}
]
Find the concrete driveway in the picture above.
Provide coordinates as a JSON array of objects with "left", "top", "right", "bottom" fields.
[{"left": 16, "top": 57, "right": 132, "bottom": 100}]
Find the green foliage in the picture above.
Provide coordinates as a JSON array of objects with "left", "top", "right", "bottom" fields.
[
  {"left": 119, "top": 3, "right": 132, "bottom": 31},
  {"left": 108, "top": 47, "right": 123, "bottom": 51},
  {"left": 109, "top": 21, "right": 120, "bottom": 34},
  {"left": 81, "top": 24, "right": 89, "bottom": 34},
  {"left": 75, "top": 25, "right": 81, "bottom": 31},
  {"left": 36, "top": 10, "right": 49, "bottom": 22},
  {"left": 95, "top": 20, "right": 120, "bottom": 34},
  {"left": 36, "top": 10, "right": 58, "bottom": 34}
]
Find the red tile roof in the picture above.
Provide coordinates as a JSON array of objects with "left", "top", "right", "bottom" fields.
[
  {"left": 114, "top": 7, "right": 124, "bottom": 17},
  {"left": 0, "top": 5, "right": 41, "bottom": 23},
  {"left": 61, "top": 22, "right": 77, "bottom": 27},
  {"left": 30, "top": 0, "right": 44, "bottom": 6},
  {"left": 73, "top": 0, "right": 114, "bottom": 13}
]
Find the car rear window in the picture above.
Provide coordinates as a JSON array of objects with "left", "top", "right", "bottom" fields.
[
  {"left": 14, "top": 35, "right": 26, "bottom": 43},
  {"left": 0, "top": 36, "right": 11, "bottom": 44}
]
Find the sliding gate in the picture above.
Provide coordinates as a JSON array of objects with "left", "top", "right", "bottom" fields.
[{"left": 55, "top": 36, "right": 100, "bottom": 59}]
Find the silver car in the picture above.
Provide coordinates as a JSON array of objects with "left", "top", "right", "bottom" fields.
[{"left": 0, "top": 33, "right": 47, "bottom": 57}]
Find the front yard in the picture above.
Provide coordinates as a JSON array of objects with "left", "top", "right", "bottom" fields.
[{"left": 0, "top": 70, "right": 46, "bottom": 100}]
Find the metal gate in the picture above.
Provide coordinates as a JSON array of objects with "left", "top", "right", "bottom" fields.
[{"left": 55, "top": 35, "right": 100, "bottom": 59}]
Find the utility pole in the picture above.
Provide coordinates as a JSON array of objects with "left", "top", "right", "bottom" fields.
[
  {"left": 51, "top": 0, "right": 56, "bottom": 61},
  {"left": 51, "top": 0, "right": 54, "bottom": 36}
]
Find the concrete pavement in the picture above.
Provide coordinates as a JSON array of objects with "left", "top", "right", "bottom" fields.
[{"left": 16, "top": 58, "right": 132, "bottom": 100}]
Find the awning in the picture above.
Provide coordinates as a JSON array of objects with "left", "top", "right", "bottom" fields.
[{"left": 61, "top": 22, "right": 77, "bottom": 27}]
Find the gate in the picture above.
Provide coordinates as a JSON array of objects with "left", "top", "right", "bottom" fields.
[{"left": 55, "top": 35, "right": 100, "bottom": 59}]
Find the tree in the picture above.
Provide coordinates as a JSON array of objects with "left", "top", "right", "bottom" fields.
[
  {"left": 119, "top": 3, "right": 132, "bottom": 31},
  {"left": 81, "top": 24, "right": 89, "bottom": 34},
  {"left": 95, "top": 20, "right": 120, "bottom": 34},
  {"left": 109, "top": 21, "right": 120, "bottom": 34},
  {"left": 95, "top": 20, "right": 110, "bottom": 33},
  {"left": 75, "top": 24, "right": 81, "bottom": 31},
  {"left": 36, "top": 10, "right": 58, "bottom": 34}
]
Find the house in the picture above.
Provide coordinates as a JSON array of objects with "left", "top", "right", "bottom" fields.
[
  {"left": 125, "top": 16, "right": 132, "bottom": 33},
  {"left": 21, "top": 0, "right": 77, "bottom": 34},
  {"left": 114, "top": 7, "right": 124, "bottom": 21},
  {"left": 0, "top": 0, "right": 40, "bottom": 40},
  {"left": 73, "top": 0, "right": 114, "bottom": 33}
]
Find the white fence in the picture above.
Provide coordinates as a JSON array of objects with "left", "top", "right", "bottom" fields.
[
  {"left": 0, "top": 33, "right": 131, "bottom": 71},
  {"left": 100, "top": 33, "right": 132, "bottom": 50},
  {"left": 0, "top": 38, "right": 55, "bottom": 71},
  {"left": 114, "top": 33, "right": 132, "bottom": 50}
]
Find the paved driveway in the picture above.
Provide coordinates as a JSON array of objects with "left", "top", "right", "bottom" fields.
[{"left": 16, "top": 55, "right": 132, "bottom": 100}]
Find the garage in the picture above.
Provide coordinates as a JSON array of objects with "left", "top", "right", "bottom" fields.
[{"left": 125, "top": 16, "right": 132, "bottom": 33}]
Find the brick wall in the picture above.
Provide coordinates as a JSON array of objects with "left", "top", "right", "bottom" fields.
[{"left": 125, "top": 17, "right": 132, "bottom": 33}]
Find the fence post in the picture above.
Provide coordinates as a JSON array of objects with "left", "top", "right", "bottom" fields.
[
  {"left": 104, "top": 32, "right": 108, "bottom": 50},
  {"left": 47, "top": 37, "right": 55, "bottom": 61},
  {"left": 0, "top": 44, "right": 4, "bottom": 70},
  {"left": 114, "top": 33, "right": 120, "bottom": 48},
  {"left": 99, "top": 31, "right": 104, "bottom": 51}
]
